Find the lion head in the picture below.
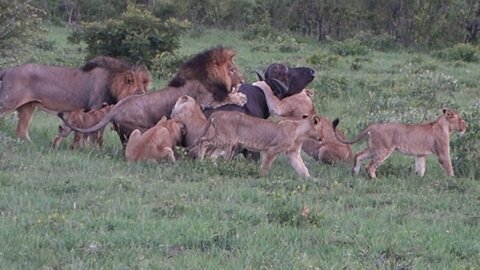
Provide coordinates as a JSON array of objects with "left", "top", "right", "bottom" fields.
[
  {"left": 83, "top": 56, "right": 151, "bottom": 102},
  {"left": 168, "top": 46, "right": 244, "bottom": 102},
  {"left": 443, "top": 108, "right": 468, "bottom": 134}
]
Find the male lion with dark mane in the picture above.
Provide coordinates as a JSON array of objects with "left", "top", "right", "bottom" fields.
[
  {"left": 60, "top": 46, "right": 246, "bottom": 146},
  {"left": 333, "top": 108, "right": 467, "bottom": 178},
  {"left": 0, "top": 56, "right": 151, "bottom": 141}
]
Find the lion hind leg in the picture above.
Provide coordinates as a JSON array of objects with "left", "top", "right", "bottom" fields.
[
  {"left": 353, "top": 148, "right": 371, "bottom": 176},
  {"left": 365, "top": 149, "right": 394, "bottom": 179},
  {"left": 415, "top": 156, "right": 426, "bottom": 177},
  {"left": 15, "top": 102, "right": 37, "bottom": 142},
  {"left": 157, "top": 147, "right": 175, "bottom": 163}
]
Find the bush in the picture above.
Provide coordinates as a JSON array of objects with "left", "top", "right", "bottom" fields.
[
  {"left": 451, "top": 105, "right": 480, "bottom": 178},
  {"left": 151, "top": 51, "right": 187, "bottom": 79},
  {"left": 69, "top": 4, "right": 189, "bottom": 68},
  {"left": 330, "top": 39, "right": 369, "bottom": 56},
  {"left": 354, "top": 31, "right": 399, "bottom": 52},
  {"left": 275, "top": 35, "right": 304, "bottom": 53},
  {"left": 431, "top": 43, "right": 479, "bottom": 62},
  {"left": 306, "top": 50, "right": 339, "bottom": 70}
]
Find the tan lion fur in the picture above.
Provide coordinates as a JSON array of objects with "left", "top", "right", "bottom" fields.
[
  {"left": 0, "top": 56, "right": 150, "bottom": 141},
  {"left": 333, "top": 108, "right": 468, "bottom": 178},
  {"left": 302, "top": 116, "right": 353, "bottom": 164},
  {"left": 60, "top": 47, "right": 245, "bottom": 146},
  {"left": 254, "top": 81, "right": 352, "bottom": 164},
  {"left": 253, "top": 81, "right": 316, "bottom": 117},
  {"left": 52, "top": 104, "right": 113, "bottom": 149},
  {"left": 125, "top": 116, "right": 185, "bottom": 163},
  {"left": 170, "top": 95, "right": 208, "bottom": 148},
  {"left": 191, "top": 111, "right": 324, "bottom": 178}
]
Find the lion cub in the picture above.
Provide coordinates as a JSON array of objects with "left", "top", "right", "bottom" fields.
[
  {"left": 191, "top": 111, "right": 324, "bottom": 178},
  {"left": 333, "top": 108, "right": 467, "bottom": 178},
  {"left": 52, "top": 104, "right": 112, "bottom": 149},
  {"left": 125, "top": 116, "right": 185, "bottom": 163},
  {"left": 170, "top": 95, "right": 209, "bottom": 148}
]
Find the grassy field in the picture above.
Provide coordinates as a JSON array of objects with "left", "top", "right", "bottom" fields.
[{"left": 0, "top": 25, "right": 479, "bottom": 269}]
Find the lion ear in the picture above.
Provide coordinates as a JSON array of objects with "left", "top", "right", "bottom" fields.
[
  {"left": 124, "top": 72, "right": 134, "bottom": 85},
  {"left": 180, "top": 95, "right": 189, "bottom": 103},
  {"left": 305, "top": 89, "right": 314, "bottom": 97},
  {"left": 313, "top": 115, "right": 320, "bottom": 125}
]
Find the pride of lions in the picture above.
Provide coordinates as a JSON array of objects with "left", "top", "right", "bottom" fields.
[{"left": 0, "top": 46, "right": 468, "bottom": 178}]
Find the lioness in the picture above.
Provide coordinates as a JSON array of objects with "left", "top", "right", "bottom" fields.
[
  {"left": 125, "top": 116, "right": 185, "bottom": 163},
  {"left": 52, "top": 104, "right": 112, "bottom": 149},
  {"left": 333, "top": 108, "right": 468, "bottom": 178},
  {"left": 170, "top": 95, "right": 208, "bottom": 148},
  {"left": 191, "top": 111, "right": 324, "bottom": 178},
  {"left": 0, "top": 56, "right": 150, "bottom": 141}
]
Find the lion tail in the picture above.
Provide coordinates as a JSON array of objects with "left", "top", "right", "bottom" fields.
[
  {"left": 57, "top": 106, "right": 117, "bottom": 134},
  {"left": 332, "top": 118, "right": 369, "bottom": 145}
]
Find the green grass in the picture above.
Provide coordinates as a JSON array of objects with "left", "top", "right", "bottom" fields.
[{"left": 0, "top": 27, "right": 479, "bottom": 269}]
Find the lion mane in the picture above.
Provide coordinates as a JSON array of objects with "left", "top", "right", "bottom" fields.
[{"left": 168, "top": 46, "right": 241, "bottom": 101}]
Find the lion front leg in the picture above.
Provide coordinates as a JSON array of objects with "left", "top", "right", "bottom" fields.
[
  {"left": 415, "top": 156, "right": 426, "bottom": 176},
  {"left": 436, "top": 151, "right": 454, "bottom": 177},
  {"left": 286, "top": 149, "right": 310, "bottom": 178}
]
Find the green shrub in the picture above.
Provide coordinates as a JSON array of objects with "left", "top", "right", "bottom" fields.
[
  {"left": 69, "top": 4, "right": 189, "bottom": 68},
  {"left": 431, "top": 43, "right": 479, "bottom": 62},
  {"left": 451, "top": 105, "right": 480, "bottom": 178},
  {"left": 315, "top": 73, "right": 348, "bottom": 99},
  {"left": 306, "top": 50, "right": 339, "bottom": 70},
  {"left": 275, "top": 35, "right": 304, "bottom": 53},
  {"left": 330, "top": 39, "right": 369, "bottom": 56},
  {"left": 241, "top": 11, "right": 274, "bottom": 41},
  {"left": 354, "top": 31, "right": 399, "bottom": 51},
  {"left": 150, "top": 51, "right": 187, "bottom": 80}
]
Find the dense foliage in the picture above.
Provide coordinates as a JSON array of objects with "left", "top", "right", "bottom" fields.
[
  {"left": 0, "top": 0, "right": 45, "bottom": 64},
  {"left": 21, "top": 0, "right": 480, "bottom": 49},
  {"left": 68, "top": 4, "right": 189, "bottom": 67}
]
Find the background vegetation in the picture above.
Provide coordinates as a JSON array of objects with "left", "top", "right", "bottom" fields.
[{"left": 0, "top": 1, "right": 479, "bottom": 269}]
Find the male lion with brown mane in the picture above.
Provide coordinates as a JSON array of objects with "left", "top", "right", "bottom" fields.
[
  {"left": 0, "top": 56, "right": 151, "bottom": 141},
  {"left": 59, "top": 46, "right": 246, "bottom": 146},
  {"left": 333, "top": 108, "right": 467, "bottom": 178}
]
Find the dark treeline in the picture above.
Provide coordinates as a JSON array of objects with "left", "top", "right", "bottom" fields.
[{"left": 14, "top": 0, "right": 480, "bottom": 48}]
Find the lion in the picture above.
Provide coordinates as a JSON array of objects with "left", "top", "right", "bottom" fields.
[
  {"left": 253, "top": 81, "right": 316, "bottom": 118},
  {"left": 302, "top": 116, "right": 352, "bottom": 164},
  {"left": 52, "top": 104, "right": 113, "bottom": 150},
  {"left": 59, "top": 46, "right": 246, "bottom": 146},
  {"left": 333, "top": 108, "right": 468, "bottom": 178},
  {"left": 170, "top": 95, "right": 209, "bottom": 148},
  {"left": 125, "top": 116, "right": 185, "bottom": 163},
  {"left": 0, "top": 56, "right": 151, "bottom": 141},
  {"left": 191, "top": 111, "right": 324, "bottom": 178}
]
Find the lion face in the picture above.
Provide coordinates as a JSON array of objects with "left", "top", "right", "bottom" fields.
[
  {"left": 111, "top": 67, "right": 151, "bottom": 101},
  {"left": 444, "top": 109, "right": 468, "bottom": 134},
  {"left": 305, "top": 114, "right": 324, "bottom": 142},
  {"left": 226, "top": 60, "right": 244, "bottom": 92}
]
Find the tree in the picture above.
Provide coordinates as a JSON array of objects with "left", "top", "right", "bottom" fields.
[{"left": 0, "top": 0, "right": 45, "bottom": 63}]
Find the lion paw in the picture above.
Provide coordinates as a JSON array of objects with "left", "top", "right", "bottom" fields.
[{"left": 229, "top": 92, "right": 247, "bottom": 106}]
